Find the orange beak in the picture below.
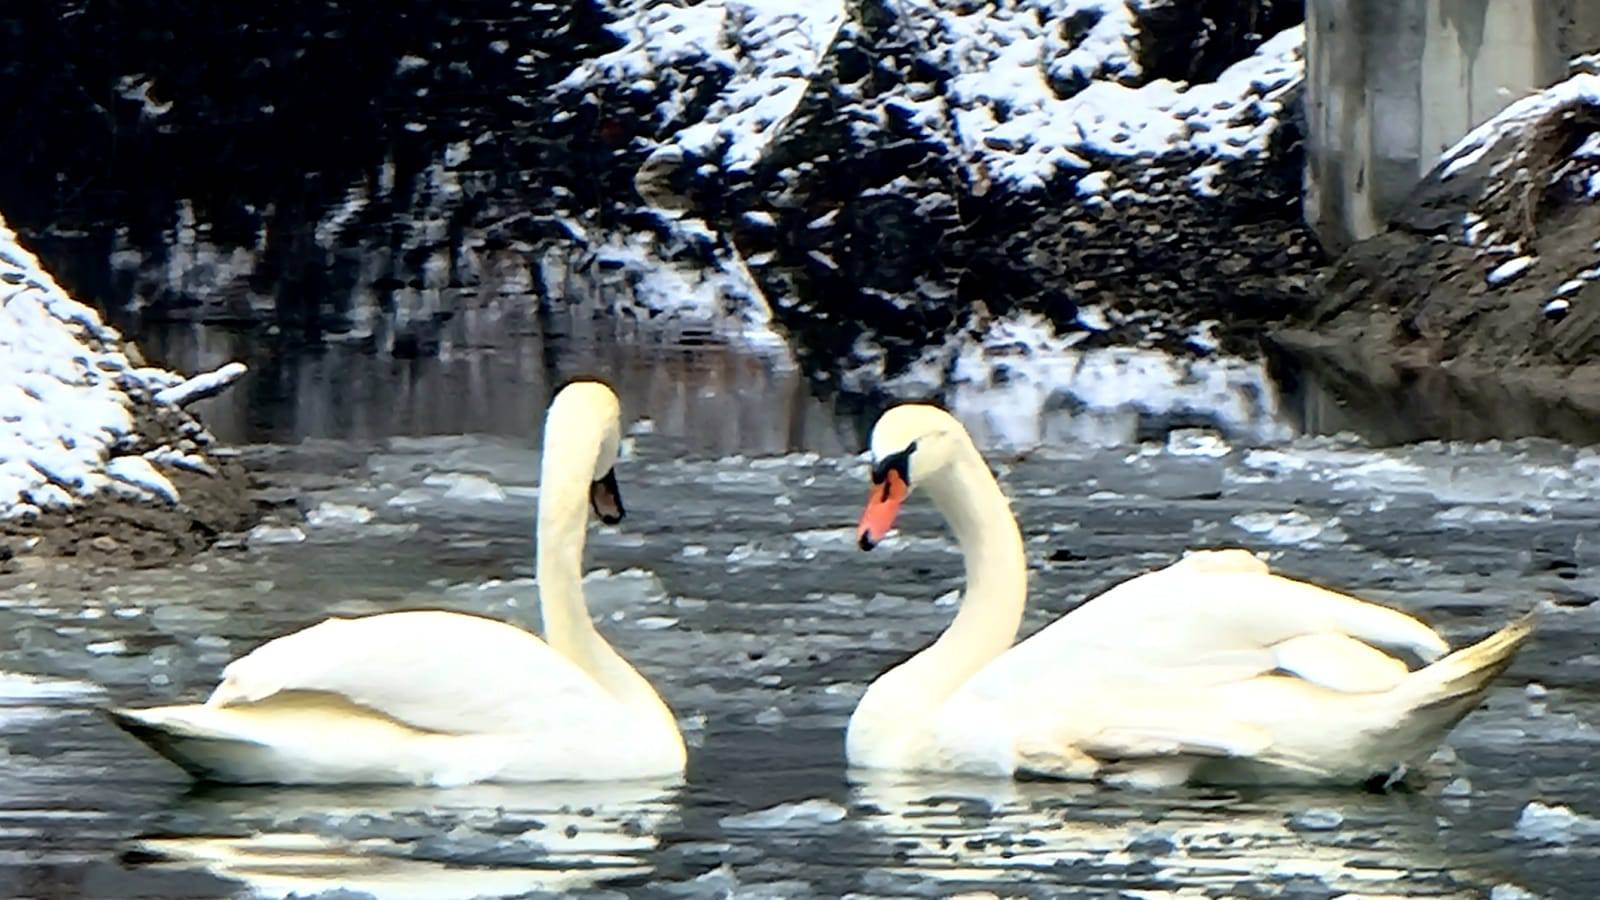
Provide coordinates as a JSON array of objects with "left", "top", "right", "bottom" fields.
[{"left": 857, "top": 469, "right": 907, "bottom": 551}]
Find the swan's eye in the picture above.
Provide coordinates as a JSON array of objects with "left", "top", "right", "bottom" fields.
[{"left": 869, "top": 443, "right": 914, "bottom": 486}]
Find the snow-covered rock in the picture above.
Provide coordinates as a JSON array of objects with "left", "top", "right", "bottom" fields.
[
  {"left": 4, "top": 1, "right": 1317, "bottom": 416},
  {"left": 0, "top": 215, "right": 250, "bottom": 558},
  {"left": 561, "top": 1, "right": 1318, "bottom": 380}
]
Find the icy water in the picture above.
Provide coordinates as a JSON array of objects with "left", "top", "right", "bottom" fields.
[
  {"left": 126, "top": 317, "right": 865, "bottom": 456},
  {"left": 1, "top": 427, "right": 1598, "bottom": 898}
]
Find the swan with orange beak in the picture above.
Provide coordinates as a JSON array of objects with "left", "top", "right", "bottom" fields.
[{"left": 846, "top": 403, "right": 1532, "bottom": 786}]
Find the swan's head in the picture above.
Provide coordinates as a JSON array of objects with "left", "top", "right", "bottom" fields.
[
  {"left": 545, "top": 379, "right": 626, "bottom": 525},
  {"left": 857, "top": 403, "right": 967, "bottom": 550}
]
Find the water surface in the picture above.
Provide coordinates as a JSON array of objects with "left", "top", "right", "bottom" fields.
[{"left": 1, "top": 432, "right": 1594, "bottom": 897}]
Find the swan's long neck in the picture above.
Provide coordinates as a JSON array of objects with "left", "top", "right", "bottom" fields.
[
  {"left": 849, "top": 441, "right": 1028, "bottom": 766},
  {"left": 914, "top": 444, "right": 1029, "bottom": 696},
  {"left": 536, "top": 435, "right": 677, "bottom": 741}
]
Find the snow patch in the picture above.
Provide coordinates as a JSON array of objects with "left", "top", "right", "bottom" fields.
[
  {"left": 1440, "top": 73, "right": 1600, "bottom": 180},
  {"left": 0, "top": 216, "right": 237, "bottom": 519},
  {"left": 1486, "top": 255, "right": 1536, "bottom": 287},
  {"left": 942, "top": 20, "right": 1303, "bottom": 195},
  {"left": 879, "top": 313, "right": 1290, "bottom": 449},
  {"left": 155, "top": 361, "right": 248, "bottom": 408},
  {"left": 105, "top": 456, "right": 180, "bottom": 504},
  {"left": 570, "top": 0, "right": 845, "bottom": 176}
]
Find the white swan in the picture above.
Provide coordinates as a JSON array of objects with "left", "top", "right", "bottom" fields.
[
  {"left": 846, "top": 404, "right": 1532, "bottom": 787},
  {"left": 110, "top": 380, "right": 685, "bottom": 785}
]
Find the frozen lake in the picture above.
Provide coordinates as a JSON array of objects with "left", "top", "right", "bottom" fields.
[{"left": 1, "top": 417, "right": 1595, "bottom": 898}]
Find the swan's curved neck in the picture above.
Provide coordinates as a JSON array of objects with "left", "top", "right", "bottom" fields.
[
  {"left": 536, "top": 436, "right": 676, "bottom": 738},
  {"left": 853, "top": 441, "right": 1028, "bottom": 758},
  {"left": 917, "top": 444, "right": 1028, "bottom": 693}
]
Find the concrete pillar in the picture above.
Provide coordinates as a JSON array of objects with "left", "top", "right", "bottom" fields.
[{"left": 1304, "top": 0, "right": 1600, "bottom": 252}]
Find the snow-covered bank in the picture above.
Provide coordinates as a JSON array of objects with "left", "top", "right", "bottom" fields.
[
  {"left": 0, "top": 216, "right": 252, "bottom": 562},
  {"left": 1275, "top": 70, "right": 1600, "bottom": 444},
  {"left": 3, "top": 1, "right": 1317, "bottom": 425},
  {"left": 849, "top": 312, "right": 1288, "bottom": 448},
  {"left": 559, "top": 0, "right": 1319, "bottom": 395}
]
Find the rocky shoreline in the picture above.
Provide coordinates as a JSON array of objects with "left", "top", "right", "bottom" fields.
[
  {"left": 1273, "top": 72, "right": 1600, "bottom": 443},
  {"left": 2, "top": 2, "right": 1320, "bottom": 421},
  {"left": 0, "top": 219, "right": 254, "bottom": 566}
]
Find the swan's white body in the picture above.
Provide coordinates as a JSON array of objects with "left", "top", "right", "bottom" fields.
[
  {"left": 111, "top": 382, "right": 686, "bottom": 785},
  {"left": 847, "top": 405, "right": 1531, "bottom": 787}
]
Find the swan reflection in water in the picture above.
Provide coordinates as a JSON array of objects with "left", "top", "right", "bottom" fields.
[
  {"left": 126, "top": 777, "right": 681, "bottom": 899},
  {"left": 849, "top": 773, "right": 1499, "bottom": 896}
]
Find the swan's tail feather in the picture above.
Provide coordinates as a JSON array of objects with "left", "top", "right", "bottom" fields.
[
  {"left": 1403, "top": 614, "right": 1533, "bottom": 711},
  {"left": 106, "top": 706, "right": 262, "bottom": 781},
  {"left": 108, "top": 700, "right": 491, "bottom": 785}
]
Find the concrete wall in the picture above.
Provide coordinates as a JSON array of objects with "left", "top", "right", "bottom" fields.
[{"left": 1304, "top": 0, "right": 1600, "bottom": 252}]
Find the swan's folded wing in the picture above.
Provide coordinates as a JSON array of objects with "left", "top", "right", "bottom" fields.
[
  {"left": 955, "top": 553, "right": 1444, "bottom": 760},
  {"left": 1009, "top": 704, "right": 1273, "bottom": 778},
  {"left": 974, "top": 553, "right": 1446, "bottom": 697},
  {"left": 1271, "top": 632, "right": 1409, "bottom": 693},
  {"left": 207, "top": 610, "right": 617, "bottom": 735}
]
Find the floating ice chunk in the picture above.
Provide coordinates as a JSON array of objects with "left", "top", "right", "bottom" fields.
[
  {"left": 582, "top": 568, "right": 669, "bottom": 609},
  {"left": 1461, "top": 213, "right": 1490, "bottom": 245},
  {"left": 386, "top": 488, "right": 434, "bottom": 508},
  {"left": 1124, "top": 829, "right": 1176, "bottom": 855},
  {"left": 719, "top": 798, "right": 847, "bottom": 830},
  {"left": 1543, "top": 298, "right": 1571, "bottom": 321},
  {"left": 0, "top": 671, "right": 105, "bottom": 702},
  {"left": 106, "top": 456, "right": 180, "bottom": 503},
  {"left": 1441, "top": 777, "right": 1473, "bottom": 798},
  {"left": 85, "top": 640, "right": 128, "bottom": 656},
  {"left": 1290, "top": 808, "right": 1344, "bottom": 831},
  {"left": 1491, "top": 885, "right": 1538, "bottom": 900},
  {"left": 1230, "top": 510, "right": 1342, "bottom": 544},
  {"left": 423, "top": 473, "right": 509, "bottom": 503},
  {"left": 247, "top": 523, "right": 307, "bottom": 545},
  {"left": 1487, "top": 256, "right": 1536, "bottom": 286},
  {"left": 1187, "top": 320, "right": 1222, "bottom": 353},
  {"left": 306, "top": 503, "right": 376, "bottom": 527},
  {"left": 793, "top": 527, "right": 858, "bottom": 548},
  {"left": 635, "top": 616, "right": 679, "bottom": 631},
  {"left": 1513, "top": 801, "right": 1600, "bottom": 844},
  {"left": 1433, "top": 505, "right": 1544, "bottom": 526}
]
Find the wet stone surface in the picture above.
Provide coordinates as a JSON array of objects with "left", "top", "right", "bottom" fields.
[{"left": 0, "top": 432, "right": 1595, "bottom": 898}]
